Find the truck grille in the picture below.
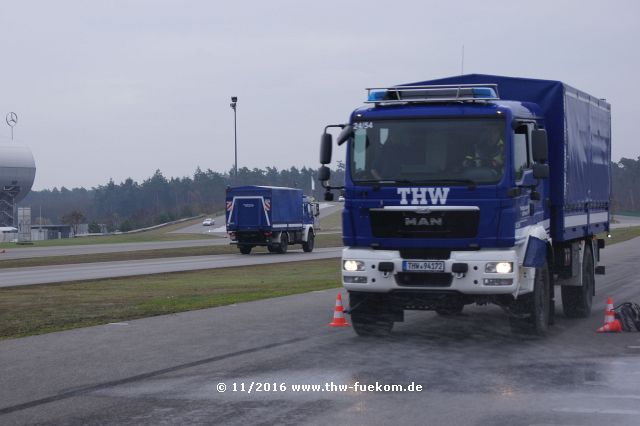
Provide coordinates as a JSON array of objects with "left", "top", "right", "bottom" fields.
[
  {"left": 399, "top": 248, "right": 451, "bottom": 259},
  {"left": 395, "top": 272, "right": 453, "bottom": 287},
  {"left": 370, "top": 209, "right": 479, "bottom": 239}
]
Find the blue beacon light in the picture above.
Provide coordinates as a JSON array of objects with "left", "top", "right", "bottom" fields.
[{"left": 368, "top": 90, "right": 388, "bottom": 102}]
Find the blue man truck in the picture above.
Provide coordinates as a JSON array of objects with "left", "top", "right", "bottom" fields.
[
  {"left": 318, "top": 74, "right": 611, "bottom": 336},
  {"left": 225, "top": 186, "right": 319, "bottom": 254}
]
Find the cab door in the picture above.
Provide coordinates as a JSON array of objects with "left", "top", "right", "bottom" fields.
[{"left": 513, "top": 123, "right": 546, "bottom": 232}]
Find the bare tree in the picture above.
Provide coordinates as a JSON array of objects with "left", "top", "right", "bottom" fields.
[{"left": 61, "top": 209, "right": 86, "bottom": 236}]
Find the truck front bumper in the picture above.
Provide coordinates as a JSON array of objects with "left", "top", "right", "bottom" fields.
[{"left": 341, "top": 247, "right": 534, "bottom": 297}]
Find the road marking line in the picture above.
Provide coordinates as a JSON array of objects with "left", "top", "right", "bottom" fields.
[
  {"left": 528, "top": 424, "right": 583, "bottom": 426},
  {"left": 107, "top": 322, "right": 129, "bottom": 326},
  {"left": 0, "top": 336, "right": 310, "bottom": 416},
  {"left": 554, "top": 407, "right": 640, "bottom": 415},
  {"left": 587, "top": 394, "right": 640, "bottom": 400}
]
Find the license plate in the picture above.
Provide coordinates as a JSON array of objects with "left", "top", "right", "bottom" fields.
[{"left": 402, "top": 260, "right": 445, "bottom": 273}]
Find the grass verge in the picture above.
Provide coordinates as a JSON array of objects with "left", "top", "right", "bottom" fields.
[
  {"left": 318, "top": 209, "right": 342, "bottom": 231},
  {"left": 614, "top": 211, "right": 640, "bottom": 217},
  {"left": 0, "top": 258, "right": 341, "bottom": 340},
  {"left": 598, "top": 225, "right": 640, "bottom": 245},
  {"left": 0, "top": 233, "right": 343, "bottom": 269}
]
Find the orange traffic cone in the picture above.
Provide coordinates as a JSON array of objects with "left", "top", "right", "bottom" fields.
[
  {"left": 328, "top": 293, "right": 350, "bottom": 327},
  {"left": 604, "top": 296, "right": 615, "bottom": 324},
  {"left": 597, "top": 319, "right": 622, "bottom": 333}
]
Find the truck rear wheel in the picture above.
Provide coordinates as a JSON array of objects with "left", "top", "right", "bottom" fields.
[
  {"left": 302, "top": 231, "right": 314, "bottom": 252},
  {"left": 349, "top": 293, "right": 394, "bottom": 337},
  {"left": 509, "top": 260, "right": 551, "bottom": 336},
  {"left": 267, "top": 245, "right": 277, "bottom": 253},
  {"left": 239, "top": 245, "right": 252, "bottom": 255},
  {"left": 277, "top": 233, "right": 288, "bottom": 254},
  {"left": 561, "top": 243, "right": 594, "bottom": 318}
]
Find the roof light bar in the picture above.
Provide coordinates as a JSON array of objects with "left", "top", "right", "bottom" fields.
[{"left": 365, "top": 84, "right": 500, "bottom": 104}]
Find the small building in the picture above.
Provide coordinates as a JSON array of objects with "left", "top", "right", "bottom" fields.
[
  {"left": 31, "top": 224, "right": 73, "bottom": 240},
  {"left": 0, "top": 226, "right": 18, "bottom": 243}
]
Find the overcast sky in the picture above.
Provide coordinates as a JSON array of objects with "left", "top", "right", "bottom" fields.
[{"left": 1, "top": 0, "right": 638, "bottom": 190}]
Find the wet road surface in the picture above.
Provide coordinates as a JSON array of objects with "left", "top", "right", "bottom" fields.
[{"left": 1, "top": 237, "right": 640, "bottom": 425}]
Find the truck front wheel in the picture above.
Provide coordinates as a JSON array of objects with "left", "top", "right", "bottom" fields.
[
  {"left": 302, "top": 231, "right": 315, "bottom": 252},
  {"left": 509, "top": 260, "right": 551, "bottom": 336},
  {"left": 349, "top": 293, "right": 394, "bottom": 337},
  {"left": 239, "top": 245, "right": 252, "bottom": 255},
  {"left": 561, "top": 243, "right": 594, "bottom": 318},
  {"left": 435, "top": 303, "right": 464, "bottom": 316}
]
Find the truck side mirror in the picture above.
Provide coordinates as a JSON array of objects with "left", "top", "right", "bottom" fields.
[
  {"left": 318, "top": 166, "right": 331, "bottom": 182},
  {"left": 336, "top": 125, "right": 353, "bottom": 146},
  {"left": 314, "top": 203, "right": 320, "bottom": 217},
  {"left": 320, "top": 133, "right": 332, "bottom": 164},
  {"left": 532, "top": 129, "right": 548, "bottom": 163},
  {"left": 533, "top": 163, "right": 549, "bottom": 179}
]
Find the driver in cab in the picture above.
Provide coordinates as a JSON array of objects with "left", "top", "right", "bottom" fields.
[{"left": 463, "top": 126, "right": 505, "bottom": 172}]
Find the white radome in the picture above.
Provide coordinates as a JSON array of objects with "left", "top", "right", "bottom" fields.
[{"left": 0, "top": 142, "right": 36, "bottom": 202}]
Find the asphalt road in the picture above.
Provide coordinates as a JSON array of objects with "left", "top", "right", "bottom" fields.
[
  {"left": 170, "top": 203, "right": 343, "bottom": 235},
  {"left": 168, "top": 213, "right": 228, "bottom": 235},
  {"left": 0, "top": 247, "right": 343, "bottom": 287},
  {"left": 2, "top": 237, "right": 640, "bottom": 425}
]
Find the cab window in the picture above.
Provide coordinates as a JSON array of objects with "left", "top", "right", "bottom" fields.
[{"left": 513, "top": 125, "right": 530, "bottom": 180}]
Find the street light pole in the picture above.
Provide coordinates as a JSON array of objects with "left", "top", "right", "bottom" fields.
[{"left": 230, "top": 96, "right": 238, "bottom": 179}]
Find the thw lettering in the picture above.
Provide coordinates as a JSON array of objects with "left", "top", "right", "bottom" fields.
[{"left": 397, "top": 187, "right": 450, "bottom": 205}]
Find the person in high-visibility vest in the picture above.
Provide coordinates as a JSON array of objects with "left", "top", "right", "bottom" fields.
[{"left": 463, "top": 127, "right": 504, "bottom": 171}]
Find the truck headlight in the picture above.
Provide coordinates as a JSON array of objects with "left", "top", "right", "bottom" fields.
[
  {"left": 485, "top": 262, "right": 513, "bottom": 274},
  {"left": 343, "top": 260, "right": 365, "bottom": 272}
]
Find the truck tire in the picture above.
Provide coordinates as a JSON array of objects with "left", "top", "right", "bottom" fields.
[
  {"left": 302, "top": 231, "right": 315, "bottom": 252},
  {"left": 349, "top": 293, "right": 394, "bottom": 337},
  {"left": 277, "top": 233, "right": 288, "bottom": 254},
  {"left": 239, "top": 245, "right": 252, "bottom": 255},
  {"left": 435, "top": 304, "right": 464, "bottom": 316},
  {"left": 352, "top": 312, "right": 394, "bottom": 337},
  {"left": 509, "top": 260, "right": 551, "bottom": 336},
  {"left": 561, "top": 242, "right": 594, "bottom": 318},
  {"left": 267, "top": 245, "right": 277, "bottom": 253}
]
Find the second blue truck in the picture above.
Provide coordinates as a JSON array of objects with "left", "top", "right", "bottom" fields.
[{"left": 225, "top": 186, "right": 319, "bottom": 254}]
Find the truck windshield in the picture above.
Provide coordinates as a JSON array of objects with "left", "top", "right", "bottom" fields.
[{"left": 350, "top": 118, "right": 505, "bottom": 185}]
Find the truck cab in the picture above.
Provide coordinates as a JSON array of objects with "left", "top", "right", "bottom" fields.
[{"left": 303, "top": 195, "right": 318, "bottom": 227}]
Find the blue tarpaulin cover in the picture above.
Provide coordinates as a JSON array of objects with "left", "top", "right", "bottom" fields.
[{"left": 226, "top": 186, "right": 303, "bottom": 230}]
